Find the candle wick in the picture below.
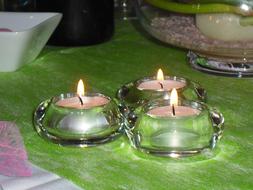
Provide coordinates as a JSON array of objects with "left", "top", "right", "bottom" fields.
[
  {"left": 172, "top": 104, "right": 176, "bottom": 116},
  {"left": 158, "top": 82, "right": 164, "bottom": 89},
  {"left": 78, "top": 96, "right": 84, "bottom": 106}
]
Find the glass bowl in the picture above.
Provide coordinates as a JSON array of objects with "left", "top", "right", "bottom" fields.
[
  {"left": 134, "top": 0, "right": 253, "bottom": 77},
  {"left": 33, "top": 93, "right": 124, "bottom": 147},
  {"left": 116, "top": 76, "right": 206, "bottom": 116},
  {"left": 124, "top": 98, "right": 224, "bottom": 157}
]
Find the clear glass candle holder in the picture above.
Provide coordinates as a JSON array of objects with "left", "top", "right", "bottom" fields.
[
  {"left": 33, "top": 93, "right": 124, "bottom": 147},
  {"left": 117, "top": 76, "right": 206, "bottom": 115},
  {"left": 125, "top": 98, "right": 224, "bottom": 157}
]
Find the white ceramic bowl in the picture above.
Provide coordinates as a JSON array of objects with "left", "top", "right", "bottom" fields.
[{"left": 0, "top": 12, "right": 62, "bottom": 72}]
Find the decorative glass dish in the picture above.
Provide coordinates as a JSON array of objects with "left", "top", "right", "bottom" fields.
[
  {"left": 134, "top": 0, "right": 253, "bottom": 77},
  {"left": 124, "top": 98, "right": 224, "bottom": 157},
  {"left": 117, "top": 76, "right": 206, "bottom": 116},
  {"left": 33, "top": 93, "right": 124, "bottom": 147}
]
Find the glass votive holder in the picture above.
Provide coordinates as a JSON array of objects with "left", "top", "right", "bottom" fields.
[
  {"left": 117, "top": 76, "right": 206, "bottom": 115},
  {"left": 125, "top": 98, "right": 224, "bottom": 158},
  {"left": 33, "top": 92, "right": 124, "bottom": 147}
]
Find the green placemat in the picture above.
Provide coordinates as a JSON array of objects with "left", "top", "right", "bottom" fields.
[{"left": 0, "top": 19, "right": 252, "bottom": 189}]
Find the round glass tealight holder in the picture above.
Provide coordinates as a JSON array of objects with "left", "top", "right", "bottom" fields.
[
  {"left": 125, "top": 98, "right": 224, "bottom": 158},
  {"left": 117, "top": 76, "right": 206, "bottom": 115},
  {"left": 33, "top": 92, "right": 124, "bottom": 147}
]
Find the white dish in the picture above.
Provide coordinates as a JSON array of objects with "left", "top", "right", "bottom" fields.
[{"left": 0, "top": 12, "right": 62, "bottom": 72}]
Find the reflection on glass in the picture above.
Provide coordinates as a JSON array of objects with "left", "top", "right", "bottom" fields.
[{"left": 115, "top": 0, "right": 136, "bottom": 20}]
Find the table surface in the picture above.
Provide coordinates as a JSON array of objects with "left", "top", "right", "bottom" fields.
[{"left": 1, "top": 19, "right": 253, "bottom": 190}]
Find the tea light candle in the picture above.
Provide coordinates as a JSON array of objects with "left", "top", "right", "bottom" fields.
[
  {"left": 147, "top": 89, "right": 200, "bottom": 117},
  {"left": 56, "top": 79, "right": 109, "bottom": 109},
  {"left": 116, "top": 69, "right": 206, "bottom": 116},
  {"left": 56, "top": 96, "right": 109, "bottom": 109},
  {"left": 125, "top": 88, "right": 224, "bottom": 157},
  {"left": 137, "top": 69, "right": 186, "bottom": 91},
  {"left": 147, "top": 105, "right": 200, "bottom": 117},
  {"left": 33, "top": 78, "right": 122, "bottom": 147}
]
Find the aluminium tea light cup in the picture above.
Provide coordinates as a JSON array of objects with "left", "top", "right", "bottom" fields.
[
  {"left": 124, "top": 89, "right": 224, "bottom": 158},
  {"left": 33, "top": 80, "right": 123, "bottom": 147},
  {"left": 116, "top": 69, "right": 206, "bottom": 116}
]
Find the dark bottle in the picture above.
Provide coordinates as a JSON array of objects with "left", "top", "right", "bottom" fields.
[{"left": 36, "top": 0, "right": 114, "bottom": 46}]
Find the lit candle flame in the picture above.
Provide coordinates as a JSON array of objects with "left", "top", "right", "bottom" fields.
[
  {"left": 170, "top": 88, "right": 178, "bottom": 106},
  {"left": 157, "top": 69, "right": 164, "bottom": 81},
  {"left": 77, "top": 79, "right": 85, "bottom": 97}
]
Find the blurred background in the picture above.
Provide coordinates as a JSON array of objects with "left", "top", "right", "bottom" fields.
[{"left": 0, "top": 0, "right": 136, "bottom": 46}]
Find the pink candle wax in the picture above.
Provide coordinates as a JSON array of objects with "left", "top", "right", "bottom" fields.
[
  {"left": 137, "top": 80, "right": 186, "bottom": 91},
  {"left": 147, "top": 106, "right": 200, "bottom": 117},
  {"left": 56, "top": 96, "right": 109, "bottom": 109}
]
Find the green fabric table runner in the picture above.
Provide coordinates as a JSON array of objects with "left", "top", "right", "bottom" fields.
[{"left": 0, "top": 19, "right": 252, "bottom": 189}]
